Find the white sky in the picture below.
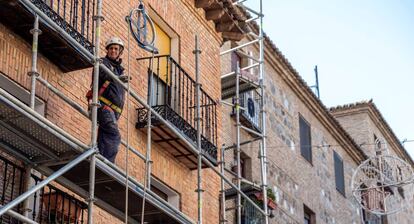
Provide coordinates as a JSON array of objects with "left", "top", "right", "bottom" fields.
[{"left": 247, "top": 0, "right": 414, "bottom": 158}]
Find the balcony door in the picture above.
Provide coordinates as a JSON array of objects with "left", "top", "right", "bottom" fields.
[{"left": 150, "top": 21, "right": 171, "bottom": 106}]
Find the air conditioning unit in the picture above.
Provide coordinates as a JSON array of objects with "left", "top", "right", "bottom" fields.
[{"left": 241, "top": 91, "right": 260, "bottom": 130}]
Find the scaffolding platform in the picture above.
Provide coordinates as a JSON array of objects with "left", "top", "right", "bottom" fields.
[
  {"left": 221, "top": 72, "right": 259, "bottom": 100},
  {"left": 0, "top": 89, "right": 194, "bottom": 224}
]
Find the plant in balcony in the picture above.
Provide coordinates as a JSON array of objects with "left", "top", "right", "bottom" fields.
[{"left": 252, "top": 187, "right": 277, "bottom": 210}]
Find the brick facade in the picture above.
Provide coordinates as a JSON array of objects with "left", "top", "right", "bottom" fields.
[{"left": 0, "top": 0, "right": 226, "bottom": 223}]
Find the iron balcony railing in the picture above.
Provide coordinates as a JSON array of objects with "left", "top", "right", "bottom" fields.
[
  {"left": 241, "top": 198, "right": 264, "bottom": 224},
  {"left": 31, "top": 175, "right": 88, "bottom": 224},
  {"left": 0, "top": 155, "right": 87, "bottom": 223},
  {"left": 136, "top": 55, "right": 218, "bottom": 162},
  {"left": 0, "top": 155, "right": 25, "bottom": 224},
  {"left": 31, "top": 0, "right": 95, "bottom": 53}
]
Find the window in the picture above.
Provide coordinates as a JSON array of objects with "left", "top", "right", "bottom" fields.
[
  {"left": 0, "top": 72, "right": 45, "bottom": 115},
  {"left": 334, "top": 151, "right": 345, "bottom": 196},
  {"left": 299, "top": 115, "right": 312, "bottom": 163},
  {"left": 362, "top": 209, "right": 387, "bottom": 224},
  {"left": 151, "top": 177, "right": 180, "bottom": 209},
  {"left": 303, "top": 204, "right": 315, "bottom": 224}
]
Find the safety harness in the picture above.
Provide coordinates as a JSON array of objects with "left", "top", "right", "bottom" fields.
[{"left": 86, "top": 80, "right": 123, "bottom": 114}]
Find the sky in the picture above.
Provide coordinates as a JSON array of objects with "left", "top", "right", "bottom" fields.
[{"left": 246, "top": 0, "right": 414, "bottom": 158}]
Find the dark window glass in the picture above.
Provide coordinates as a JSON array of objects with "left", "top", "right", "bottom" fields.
[
  {"left": 299, "top": 115, "right": 312, "bottom": 163},
  {"left": 303, "top": 204, "right": 315, "bottom": 224}
]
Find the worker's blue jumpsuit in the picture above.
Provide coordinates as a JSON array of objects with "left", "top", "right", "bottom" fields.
[{"left": 96, "top": 56, "right": 125, "bottom": 163}]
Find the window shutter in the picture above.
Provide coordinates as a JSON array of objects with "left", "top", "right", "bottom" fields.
[
  {"left": 334, "top": 151, "right": 345, "bottom": 195},
  {"left": 299, "top": 116, "right": 312, "bottom": 163}
]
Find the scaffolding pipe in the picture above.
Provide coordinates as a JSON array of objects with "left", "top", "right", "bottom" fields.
[
  {"left": 240, "top": 125, "right": 263, "bottom": 137},
  {"left": 235, "top": 63, "right": 242, "bottom": 224},
  {"left": 88, "top": 0, "right": 104, "bottom": 223},
  {"left": 0, "top": 148, "right": 96, "bottom": 216},
  {"left": 219, "top": 39, "right": 260, "bottom": 56},
  {"left": 29, "top": 15, "right": 40, "bottom": 109},
  {"left": 0, "top": 204, "right": 39, "bottom": 224},
  {"left": 221, "top": 63, "right": 260, "bottom": 79},
  {"left": 258, "top": 0, "right": 269, "bottom": 222},
  {"left": 236, "top": 50, "right": 260, "bottom": 63},
  {"left": 25, "top": 13, "right": 40, "bottom": 221},
  {"left": 36, "top": 76, "right": 90, "bottom": 117},
  {"left": 219, "top": 146, "right": 226, "bottom": 223},
  {"left": 21, "top": 166, "right": 32, "bottom": 219},
  {"left": 194, "top": 35, "right": 203, "bottom": 224}
]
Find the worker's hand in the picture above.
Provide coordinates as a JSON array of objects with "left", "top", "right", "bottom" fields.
[{"left": 119, "top": 74, "right": 131, "bottom": 83}]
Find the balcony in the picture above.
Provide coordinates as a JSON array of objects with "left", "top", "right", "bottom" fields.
[
  {"left": 0, "top": 0, "right": 94, "bottom": 72},
  {"left": 136, "top": 55, "right": 218, "bottom": 169},
  {"left": 231, "top": 90, "right": 262, "bottom": 133},
  {"left": 0, "top": 155, "right": 87, "bottom": 224}
]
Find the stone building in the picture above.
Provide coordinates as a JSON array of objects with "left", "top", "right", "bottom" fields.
[
  {"left": 331, "top": 101, "right": 414, "bottom": 224},
  {"left": 0, "top": 0, "right": 248, "bottom": 223},
  {"left": 220, "top": 24, "right": 413, "bottom": 224}
]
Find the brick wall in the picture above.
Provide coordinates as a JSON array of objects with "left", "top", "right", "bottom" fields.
[{"left": 0, "top": 0, "right": 224, "bottom": 222}]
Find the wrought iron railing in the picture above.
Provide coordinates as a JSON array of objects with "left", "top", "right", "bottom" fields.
[
  {"left": 0, "top": 155, "right": 25, "bottom": 224},
  {"left": 0, "top": 155, "right": 87, "bottom": 223},
  {"left": 136, "top": 55, "right": 218, "bottom": 161},
  {"left": 241, "top": 198, "right": 264, "bottom": 224},
  {"left": 31, "top": 175, "right": 88, "bottom": 224},
  {"left": 31, "top": 0, "right": 95, "bottom": 53}
]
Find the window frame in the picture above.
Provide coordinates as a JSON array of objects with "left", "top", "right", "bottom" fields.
[
  {"left": 299, "top": 114, "right": 312, "bottom": 164},
  {"left": 0, "top": 72, "right": 45, "bottom": 115},
  {"left": 333, "top": 150, "right": 346, "bottom": 196},
  {"left": 150, "top": 176, "right": 181, "bottom": 210},
  {"left": 303, "top": 204, "right": 315, "bottom": 224}
]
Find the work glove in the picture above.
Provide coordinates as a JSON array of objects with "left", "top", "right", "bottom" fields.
[{"left": 119, "top": 74, "right": 131, "bottom": 83}]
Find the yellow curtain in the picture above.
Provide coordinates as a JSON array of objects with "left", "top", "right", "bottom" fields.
[{"left": 154, "top": 22, "right": 171, "bottom": 83}]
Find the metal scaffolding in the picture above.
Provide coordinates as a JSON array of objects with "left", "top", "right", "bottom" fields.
[
  {"left": 0, "top": 0, "right": 268, "bottom": 224},
  {"left": 219, "top": 0, "right": 269, "bottom": 224}
]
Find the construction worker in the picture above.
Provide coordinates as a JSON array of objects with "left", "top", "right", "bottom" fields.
[{"left": 90, "top": 37, "right": 129, "bottom": 162}]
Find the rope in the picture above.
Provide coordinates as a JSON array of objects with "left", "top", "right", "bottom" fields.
[
  {"left": 140, "top": 32, "right": 156, "bottom": 224},
  {"left": 124, "top": 0, "right": 132, "bottom": 222},
  {"left": 133, "top": 1, "right": 157, "bottom": 223}
]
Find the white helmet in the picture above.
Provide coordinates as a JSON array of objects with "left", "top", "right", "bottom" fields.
[{"left": 105, "top": 37, "right": 124, "bottom": 50}]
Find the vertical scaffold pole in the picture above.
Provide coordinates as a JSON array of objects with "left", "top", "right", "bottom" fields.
[
  {"left": 235, "top": 63, "right": 242, "bottom": 224},
  {"left": 194, "top": 35, "right": 203, "bottom": 224},
  {"left": 258, "top": 0, "right": 269, "bottom": 222},
  {"left": 29, "top": 15, "right": 41, "bottom": 109},
  {"left": 25, "top": 14, "right": 41, "bottom": 219},
  {"left": 220, "top": 145, "right": 226, "bottom": 223},
  {"left": 88, "top": 0, "right": 104, "bottom": 223}
]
